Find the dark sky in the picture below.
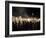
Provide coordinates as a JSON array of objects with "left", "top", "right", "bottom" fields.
[{"left": 12, "top": 7, "right": 40, "bottom": 17}]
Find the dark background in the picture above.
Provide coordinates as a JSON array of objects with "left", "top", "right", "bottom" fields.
[
  {"left": 12, "top": 7, "right": 40, "bottom": 17},
  {"left": 12, "top": 7, "right": 40, "bottom": 31}
]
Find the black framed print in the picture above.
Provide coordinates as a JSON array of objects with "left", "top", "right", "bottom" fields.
[{"left": 5, "top": 1, "right": 45, "bottom": 37}]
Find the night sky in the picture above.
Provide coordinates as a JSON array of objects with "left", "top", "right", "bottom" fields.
[
  {"left": 12, "top": 7, "right": 40, "bottom": 17},
  {"left": 12, "top": 7, "right": 40, "bottom": 31}
]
